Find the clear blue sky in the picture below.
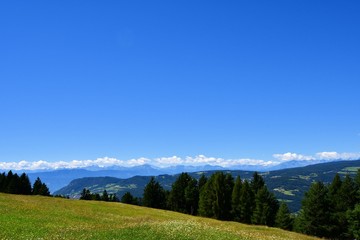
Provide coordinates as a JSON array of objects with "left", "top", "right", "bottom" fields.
[{"left": 1, "top": 1, "right": 359, "bottom": 165}]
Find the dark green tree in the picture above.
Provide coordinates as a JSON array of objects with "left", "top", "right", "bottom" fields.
[
  {"left": 102, "top": 190, "right": 109, "bottom": 201},
  {"left": 346, "top": 204, "right": 360, "bottom": 239},
  {"left": 80, "top": 188, "right": 92, "bottom": 200},
  {"left": 121, "top": 192, "right": 136, "bottom": 204},
  {"left": 6, "top": 172, "right": 20, "bottom": 194},
  {"left": 198, "top": 174, "right": 207, "bottom": 191},
  {"left": 198, "top": 175, "right": 215, "bottom": 218},
  {"left": 355, "top": 169, "right": 360, "bottom": 200},
  {"left": 32, "top": 177, "right": 43, "bottom": 195},
  {"left": 231, "top": 176, "right": 242, "bottom": 221},
  {"left": 252, "top": 186, "right": 279, "bottom": 226},
  {"left": 109, "top": 193, "right": 119, "bottom": 202},
  {"left": 338, "top": 175, "right": 357, "bottom": 210},
  {"left": 275, "top": 202, "right": 293, "bottom": 230},
  {"left": 143, "top": 177, "right": 166, "bottom": 209},
  {"left": 168, "top": 173, "right": 194, "bottom": 213},
  {"left": 239, "top": 180, "right": 254, "bottom": 224},
  {"left": 297, "top": 181, "right": 332, "bottom": 238},
  {"left": 251, "top": 172, "right": 265, "bottom": 194},
  {"left": 19, "top": 173, "right": 32, "bottom": 195},
  {"left": 0, "top": 172, "right": 6, "bottom": 192},
  {"left": 328, "top": 173, "right": 347, "bottom": 239},
  {"left": 184, "top": 178, "right": 199, "bottom": 215},
  {"left": 198, "top": 172, "right": 234, "bottom": 220}
]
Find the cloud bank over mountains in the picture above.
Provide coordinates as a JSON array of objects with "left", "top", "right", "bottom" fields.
[{"left": 1, "top": 152, "right": 360, "bottom": 171}]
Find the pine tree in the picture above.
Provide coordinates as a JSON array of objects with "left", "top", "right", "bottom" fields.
[
  {"left": 143, "top": 177, "right": 166, "bottom": 209},
  {"left": 19, "top": 173, "right": 32, "bottom": 195},
  {"left": 32, "top": 177, "right": 50, "bottom": 196},
  {"left": 7, "top": 172, "right": 20, "bottom": 194},
  {"left": 102, "top": 190, "right": 109, "bottom": 201},
  {"left": 121, "top": 192, "right": 135, "bottom": 204},
  {"left": 239, "top": 180, "right": 254, "bottom": 224},
  {"left": 109, "top": 193, "right": 119, "bottom": 202},
  {"left": 198, "top": 172, "right": 234, "bottom": 220},
  {"left": 252, "top": 186, "right": 279, "bottom": 226},
  {"left": 39, "top": 183, "right": 50, "bottom": 196},
  {"left": 0, "top": 172, "right": 6, "bottom": 192},
  {"left": 275, "top": 202, "right": 293, "bottom": 230},
  {"left": 298, "top": 181, "right": 332, "bottom": 238},
  {"left": 355, "top": 169, "right": 360, "bottom": 201},
  {"left": 328, "top": 173, "right": 347, "bottom": 239},
  {"left": 251, "top": 172, "right": 265, "bottom": 194},
  {"left": 198, "top": 176, "right": 215, "bottom": 218},
  {"left": 168, "top": 173, "right": 193, "bottom": 213},
  {"left": 231, "top": 176, "right": 242, "bottom": 221},
  {"left": 211, "top": 172, "right": 233, "bottom": 220},
  {"left": 346, "top": 203, "right": 360, "bottom": 239},
  {"left": 32, "top": 177, "right": 43, "bottom": 195},
  {"left": 80, "top": 188, "right": 92, "bottom": 200},
  {"left": 338, "top": 175, "right": 357, "bottom": 210},
  {"left": 198, "top": 174, "right": 207, "bottom": 191},
  {"left": 184, "top": 178, "right": 199, "bottom": 215}
]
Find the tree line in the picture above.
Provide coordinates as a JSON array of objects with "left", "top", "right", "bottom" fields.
[
  {"left": 79, "top": 188, "right": 141, "bottom": 205},
  {"left": 141, "top": 170, "right": 360, "bottom": 239},
  {"left": 294, "top": 170, "right": 360, "bottom": 239},
  {"left": 142, "top": 172, "right": 286, "bottom": 228},
  {"left": 0, "top": 171, "right": 50, "bottom": 196}
]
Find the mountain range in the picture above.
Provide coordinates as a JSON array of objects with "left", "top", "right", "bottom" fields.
[
  {"left": 54, "top": 159, "right": 360, "bottom": 212},
  {"left": 9, "top": 159, "right": 340, "bottom": 193}
]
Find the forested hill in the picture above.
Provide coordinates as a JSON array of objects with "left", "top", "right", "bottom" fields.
[{"left": 54, "top": 160, "right": 360, "bottom": 212}]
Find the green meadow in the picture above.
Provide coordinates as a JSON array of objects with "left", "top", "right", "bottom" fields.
[{"left": 0, "top": 193, "right": 318, "bottom": 240}]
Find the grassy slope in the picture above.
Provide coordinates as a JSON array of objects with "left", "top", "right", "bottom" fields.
[{"left": 0, "top": 194, "right": 318, "bottom": 240}]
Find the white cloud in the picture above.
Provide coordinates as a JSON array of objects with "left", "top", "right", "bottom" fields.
[
  {"left": 316, "top": 151, "right": 360, "bottom": 160},
  {"left": 273, "top": 152, "right": 314, "bottom": 161},
  {"left": 1, "top": 152, "right": 360, "bottom": 171},
  {"left": 0, "top": 155, "right": 275, "bottom": 171},
  {"left": 273, "top": 151, "right": 360, "bottom": 162}
]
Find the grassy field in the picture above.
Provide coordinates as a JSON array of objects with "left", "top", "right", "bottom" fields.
[{"left": 0, "top": 193, "right": 318, "bottom": 240}]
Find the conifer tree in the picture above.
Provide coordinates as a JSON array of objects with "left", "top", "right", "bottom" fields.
[
  {"left": 275, "top": 202, "right": 293, "bottom": 230},
  {"left": 168, "top": 173, "right": 193, "bottom": 213},
  {"left": 252, "top": 186, "right": 279, "bottom": 226},
  {"left": 251, "top": 172, "right": 265, "bottom": 194},
  {"left": 39, "top": 183, "right": 50, "bottom": 196},
  {"left": 231, "top": 176, "right": 242, "bottom": 221},
  {"left": 198, "top": 172, "right": 234, "bottom": 220},
  {"left": 80, "top": 188, "right": 92, "bottom": 200},
  {"left": 143, "top": 177, "right": 166, "bottom": 209},
  {"left": 338, "top": 175, "right": 357, "bottom": 210},
  {"left": 298, "top": 181, "right": 332, "bottom": 238},
  {"left": 198, "top": 174, "right": 207, "bottom": 191},
  {"left": 212, "top": 172, "right": 233, "bottom": 220},
  {"left": 0, "top": 173, "right": 7, "bottom": 192},
  {"left": 32, "top": 177, "right": 50, "bottom": 196},
  {"left": 121, "top": 192, "right": 135, "bottom": 204},
  {"left": 198, "top": 176, "right": 215, "bottom": 218},
  {"left": 32, "top": 177, "right": 43, "bottom": 195},
  {"left": 102, "top": 190, "right": 109, "bottom": 201},
  {"left": 184, "top": 178, "right": 199, "bottom": 215},
  {"left": 346, "top": 204, "right": 360, "bottom": 239},
  {"left": 355, "top": 169, "right": 360, "bottom": 201},
  {"left": 109, "top": 193, "right": 119, "bottom": 202},
  {"left": 239, "top": 180, "right": 254, "bottom": 224},
  {"left": 328, "top": 173, "right": 347, "bottom": 239},
  {"left": 6, "top": 172, "right": 20, "bottom": 194},
  {"left": 19, "top": 173, "right": 32, "bottom": 195}
]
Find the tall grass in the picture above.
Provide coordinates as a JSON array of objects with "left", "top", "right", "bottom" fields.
[{"left": 0, "top": 193, "right": 317, "bottom": 240}]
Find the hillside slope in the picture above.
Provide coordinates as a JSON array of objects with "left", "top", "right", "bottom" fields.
[
  {"left": 55, "top": 160, "right": 360, "bottom": 212},
  {"left": 0, "top": 193, "right": 318, "bottom": 240}
]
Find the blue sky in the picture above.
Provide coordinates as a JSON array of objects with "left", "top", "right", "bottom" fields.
[{"left": 1, "top": 1, "right": 359, "bottom": 169}]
